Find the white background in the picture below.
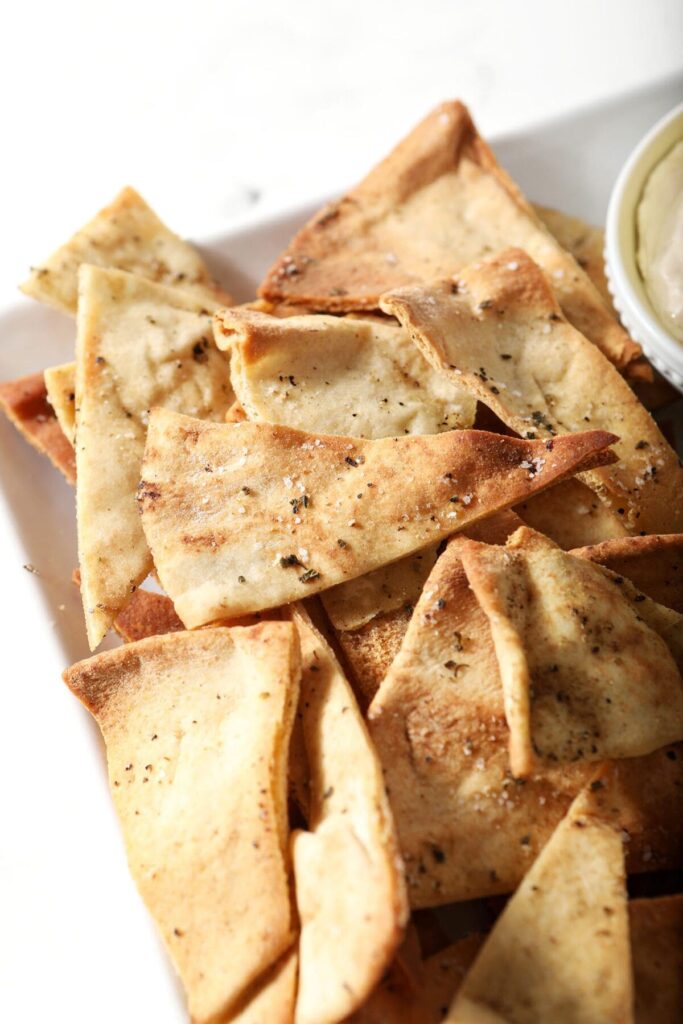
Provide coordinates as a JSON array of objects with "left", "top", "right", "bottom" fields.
[
  {"left": 0, "top": 4, "right": 682, "bottom": 1022},
  {"left": 1, "top": 0, "right": 682, "bottom": 307}
]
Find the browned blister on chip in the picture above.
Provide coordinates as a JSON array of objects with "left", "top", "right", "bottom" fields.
[
  {"left": 63, "top": 624, "right": 300, "bottom": 1024},
  {"left": 137, "top": 408, "right": 616, "bottom": 628},
  {"left": 461, "top": 526, "right": 683, "bottom": 777},
  {"left": 290, "top": 607, "right": 407, "bottom": 1024},
  {"left": 447, "top": 780, "right": 632, "bottom": 1023},
  {"left": 21, "top": 186, "right": 231, "bottom": 314},
  {"left": 382, "top": 249, "right": 683, "bottom": 536},
  {"left": 261, "top": 101, "right": 639, "bottom": 370},
  {"left": 75, "top": 264, "right": 233, "bottom": 649},
  {"left": 0, "top": 371, "right": 76, "bottom": 483}
]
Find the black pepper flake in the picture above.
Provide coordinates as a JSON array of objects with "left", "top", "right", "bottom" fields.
[
  {"left": 192, "top": 338, "right": 211, "bottom": 363},
  {"left": 449, "top": 495, "right": 460, "bottom": 503},
  {"left": 431, "top": 845, "right": 446, "bottom": 863},
  {"left": 95, "top": 355, "right": 106, "bottom": 365},
  {"left": 635, "top": 440, "right": 649, "bottom": 450},
  {"left": 520, "top": 835, "right": 531, "bottom": 846},
  {"left": 323, "top": 786, "right": 334, "bottom": 799},
  {"left": 299, "top": 568, "right": 320, "bottom": 583},
  {"left": 280, "top": 554, "right": 302, "bottom": 568},
  {"left": 633, "top": 594, "right": 646, "bottom": 602},
  {"left": 666, "top": 750, "right": 677, "bottom": 760},
  {"left": 344, "top": 456, "right": 361, "bottom": 467},
  {"left": 590, "top": 780, "right": 604, "bottom": 791},
  {"left": 337, "top": 538, "right": 348, "bottom": 548},
  {"left": 478, "top": 299, "right": 493, "bottom": 310},
  {"left": 500, "top": 353, "right": 512, "bottom": 360},
  {"left": 436, "top": 598, "right": 446, "bottom": 610},
  {"left": 237, "top": 575, "right": 246, "bottom": 583}
]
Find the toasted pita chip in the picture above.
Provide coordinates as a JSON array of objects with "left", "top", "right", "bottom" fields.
[
  {"left": 574, "top": 533, "right": 683, "bottom": 612},
  {"left": 461, "top": 526, "right": 683, "bottom": 777},
  {"left": 630, "top": 895, "right": 683, "bottom": 1024},
  {"left": 75, "top": 264, "right": 233, "bottom": 649},
  {"left": 447, "top": 781, "right": 632, "bottom": 1023},
  {"left": 290, "top": 608, "right": 407, "bottom": 1023},
  {"left": 215, "top": 308, "right": 476, "bottom": 436},
  {"left": 261, "top": 101, "right": 639, "bottom": 371},
  {"left": 224, "top": 947, "right": 298, "bottom": 1024},
  {"left": 0, "top": 371, "right": 76, "bottom": 483},
  {"left": 517, "top": 477, "right": 630, "bottom": 549},
  {"left": 21, "top": 186, "right": 230, "bottom": 314},
  {"left": 138, "top": 407, "right": 616, "bottom": 628},
  {"left": 533, "top": 204, "right": 615, "bottom": 314},
  {"left": 112, "top": 588, "right": 184, "bottom": 642},
  {"left": 350, "top": 933, "right": 485, "bottom": 1024},
  {"left": 382, "top": 249, "right": 683, "bottom": 536},
  {"left": 63, "top": 624, "right": 299, "bottom": 1023},
  {"left": 43, "top": 361, "right": 76, "bottom": 444}
]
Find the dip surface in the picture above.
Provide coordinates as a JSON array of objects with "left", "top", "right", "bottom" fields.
[{"left": 637, "top": 138, "right": 683, "bottom": 343}]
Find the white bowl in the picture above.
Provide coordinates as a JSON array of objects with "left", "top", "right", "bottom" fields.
[{"left": 605, "top": 101, "right": 683, "bottom": 391}]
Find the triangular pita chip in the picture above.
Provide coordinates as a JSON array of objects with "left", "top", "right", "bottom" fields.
[
  {"left": 533, "top": 203, "right": 615, "bottom": 314},
  {"left": 75, "top": 264, "right": 233, "bottom": 649},
  {"left": 111, "top": 587, "right": 185, "bottom": 642},
  {"left": 382, "top": 249, "right": 683, "bottom": 535},
  {"left": 260, "top": 101, "right": 639, "bottom": 370},
  {"left": 214, "top": 308, "right": 476, "bottom": 436},
  {"left": 630, "top": 895, "right": 683, "bottom": 1024},
  {"left": 461, "top": 526, "right": 683, "bottom": 777},
  {"left": 0, "top": 371, "right": 76, "bottom": 483},
  {"left": 44, "top": 361, "right": 76, "bottom": 443},
  {"left": 446, "top": 781, "right": 632, "bottom": 1023},
  {"left": 138, "top": 407, "right": 616, "bottom": 627},
  {"left": 21, "top": 186, "right": 230, "bottom": 314},
  {"left": 63, "top": 624, "right": 300, "bottom": 1024},
  {"left": 516, "top": 476, "right": 629, "bottom": 549},
  {"left": 574, "top": 533, "right": 683, "bottom": 613},
  {"left": 290, "top": 608, "right": 407, "bottom": 1023}
]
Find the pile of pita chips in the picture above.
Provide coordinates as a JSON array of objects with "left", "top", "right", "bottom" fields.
[
  {"left": 75, "top": 265, "right": 233, "bottom": 649},
  {"left": 63, "top": 624, "right": 300, "bottom": 1024},
  {"left": 5, "top": 98, "right": 683, "bottom": 1022},
  {"left": 21, "top": 185, "right": 230, "bottom": 314},
  {"left": 261, "top": 100, "right": 640, "bottom": 372}
]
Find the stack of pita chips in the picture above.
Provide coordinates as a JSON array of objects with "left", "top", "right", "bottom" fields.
[{"left": 4, "top": 101, "right": 683, "bottom": 1022}]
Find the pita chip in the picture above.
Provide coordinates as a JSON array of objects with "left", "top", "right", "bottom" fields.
[
  {"left": 21, "top": 185, "right": 230, "bottom": 315},
  {"left": 516, "top": 476, "right": 630, "bottom": 550},
  {"left": 630, "top": 895, "right": 683, "bottom": 1024},
  {"left": 0, "top": 371, "right": 76, "bottom": 483},
  {"left": 573, "top": 533, "right": 683, "bottom": 613},
  {"left": 112, "top": 588, "right": 185, "bottom": 643},
  {"left": 75, "top": 264, "right": 233, "bottom": 649},
  {"left": 260, "top": 101, "right": 639, "bottom": 370},
  {"left": 290, "top": 608, "right": 407, "bottom": 1023},
  {"left": 382, "top": 249, "right": 683, "bottom": 535},
  {"left": 214, "top": 308, "right": 476, "bottom": 436},
  {"left": 461, "top": 526, "right": 683, "bottom": 777},
  {"left": 44, "top": 361, "right": 76, "bottom": 444},
  {"left": 533, "top": 203, "right": 615, "bottom": 314},
  {"left": 63, "top": 624, "right": 300, "bottom": 1024},
  {"left": 446, "top": 782, "right": 632, "bottom": 1024},
  {"left": 138, "top": 407, "right": 616, "bottom": 627}
]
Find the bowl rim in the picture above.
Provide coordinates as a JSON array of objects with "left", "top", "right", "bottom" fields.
[{"left": 605, "top": 100, "right": 683, "bottom": 377}]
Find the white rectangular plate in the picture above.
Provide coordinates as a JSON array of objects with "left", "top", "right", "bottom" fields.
[{"left": 1, "top": 76, "right": 682, "bottom": 1023}]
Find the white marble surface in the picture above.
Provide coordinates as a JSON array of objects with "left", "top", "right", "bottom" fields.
[{"left": 1, "top": 0, "right": 682, "bottom": 308}]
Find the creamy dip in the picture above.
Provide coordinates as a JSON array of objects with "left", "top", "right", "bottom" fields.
[{"left": 637, "top": 139, "right": 683, "bottom": 343}]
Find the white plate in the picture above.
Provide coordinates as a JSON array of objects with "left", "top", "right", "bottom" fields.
[{"left": 1, "top": 76, "right": 682, "bottom": 1023}]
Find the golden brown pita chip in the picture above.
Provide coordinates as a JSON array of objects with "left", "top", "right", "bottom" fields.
[
  {"left": 533, "top": 203, "right": 615, "bottom": 314},
  {"left": 516, "top": 477, "right": 629, "bottom": 549},
  {"left": 75, "top": 264, "right": 233, "bottom": 649},
  {"left": 261, "top": 101, "right": 639, "bottom": 370},
  {"left": 0, "top": 371, "right": 76, "bottom": 483},
  {"left": 43, "top": 361, "right": 76, "bottom": 444},
  {"left": 224, "top": 947, "right": 298, "bottom": 1024},
  {"left": 63, "top": 624, "right": 300, "bottom": 1024},
  {"left": 215, "top": 308, "right": 476, "bottom": 436},
  {"left": 138, "top": 408, "right": 616, "bottom": 628},
  {"left": 573, "top": 533, "right": 683, "bottom": 612},
  {"left": 461, "top": 527, "right": 683, "bottom": 777},
  {"left": 21, "top": 186, "right": 230, "bottom": 314},
  {"left": 290, "top": 608, "right": 407, "bottom": 1023},
  {"left": 630, "top": 895, "right": 683, "bottom": 1024},
  {"left": 447, "top": 782, "right": 632, "bottom": 1023},
  {"left": 382, "top": 249, "right": 683, "bottom": 536},
  {"left": 112, "top": 588, "right": 184, "bottom": 642}
]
